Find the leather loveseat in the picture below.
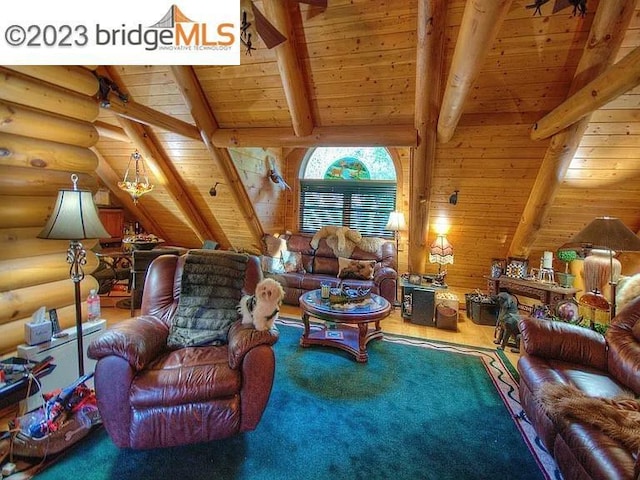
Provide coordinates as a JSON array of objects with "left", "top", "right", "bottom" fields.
[
  {"left": 517, "top": 297, "right": 640, "bottom": 480},
  {"left": 261, "top": 233, "right": 397, "bottom": 306},
  {"left": 88, "top": 252, "right": 279, "bottom": 449}
]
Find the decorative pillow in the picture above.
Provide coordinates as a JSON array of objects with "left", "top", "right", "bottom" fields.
[
  {"left": 263, "top": 234, "right": 287, "bottom": 258},
  {"left": 260, "top": 255, "right": 285, "bottom": 274},
  {"left": 282, "top": 251, "right": 305, "bottom": 273},
  {"left": 337, "top": 257, "right": 375, "bottom": 280}
]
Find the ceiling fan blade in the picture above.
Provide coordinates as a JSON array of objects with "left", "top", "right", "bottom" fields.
[
  {"left": 251, "top": 3, "right": 287, "bottom": 49},
  {"left": 297, "top": 0, "right": 328, "bottom": 7},
  {"left": 553, "top": 0, "right": 572, "bottom": 13}
]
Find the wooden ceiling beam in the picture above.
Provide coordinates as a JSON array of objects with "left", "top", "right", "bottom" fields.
[
  {"left": 99, "top": 66, "right": 217, "bottom": 245},
  {"left": 170, "top": 65, "right": 264, "bottom": 247},
  {"left": 262, "top": 0, "right": 314, "bottom": 137},
  {"left": 211, "top": 125, "right": 417, "bottom": 148},
  {"left": 409, "top": 0, "right": 446, "bottom": 273},
  {"left": 94, "top": 121, "right": 129, "bottom": 143},
  {"left": 509, "top": 0, "right": 637, "bottom": 258},
  {"left": 436, "top": 0, "right": 513, "bottom": 144},
  {"left": 105, "top": 94, "right": 201, "bottom": 140},
  {"left": 531, "top": 45, "right": 640, "bottom": 140}
]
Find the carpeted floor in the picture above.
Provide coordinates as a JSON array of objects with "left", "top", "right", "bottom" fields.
[{"left": 31, "top": 319, "right": 557, "bottom": 480}]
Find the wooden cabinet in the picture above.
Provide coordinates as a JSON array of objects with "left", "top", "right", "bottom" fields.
[{"left": 98, "top": 208, "right": 124, "bottom": 247}]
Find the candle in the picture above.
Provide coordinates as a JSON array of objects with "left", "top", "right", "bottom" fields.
[{"left": 543, "top": 251, "right": 553, "bottom": 269}]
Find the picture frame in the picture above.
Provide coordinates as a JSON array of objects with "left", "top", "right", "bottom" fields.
[{"left": 505, "top": 257, "right": 528, "bottom": 279}]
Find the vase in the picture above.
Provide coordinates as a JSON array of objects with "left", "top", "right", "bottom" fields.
[{"left": 556, "top": 272, "right": 575, "bottom": 288}]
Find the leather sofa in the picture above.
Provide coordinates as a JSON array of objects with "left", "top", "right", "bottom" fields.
[
  {"left": 262, "top": 233, "right": 397, "bottom": 305},
  {"left": 517, "top": 297, "right": 640, "bottom": 480},
  {"left": 88, "top": 252, "right": 279, "bottom": 449}
]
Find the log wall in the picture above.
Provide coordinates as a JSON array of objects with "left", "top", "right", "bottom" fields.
[{"left": 0, "top": 66, "right": 101, "bottom": 355}]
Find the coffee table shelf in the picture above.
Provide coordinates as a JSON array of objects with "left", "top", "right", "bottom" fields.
[{"left": 299, "top": 290, "right": 391, "bottom": 363}]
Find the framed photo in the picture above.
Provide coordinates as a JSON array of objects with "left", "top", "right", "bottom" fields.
[
  {"left": 505, "top": 257, "right": 528, "bottom": 279},
  {"left": 408, "top": 274, "right": 422, "bottom": 285}
]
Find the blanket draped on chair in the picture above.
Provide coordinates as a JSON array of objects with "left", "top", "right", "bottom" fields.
[
  {"left": 537, "top": 383, "right": 640, "bottom": 452},
  {"left": 167, "top": 250, "right": 248, "bottom": 348}
]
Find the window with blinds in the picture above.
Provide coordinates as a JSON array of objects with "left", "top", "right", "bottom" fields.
[{"left": 299, "top": 180, "right": 396, "bottom": 238}]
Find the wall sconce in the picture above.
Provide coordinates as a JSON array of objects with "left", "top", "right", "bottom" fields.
[
  {"left": 118, "top": 150, "right": 154, "bottom": 204},
  {"left": 209, "top": 182, "right": 224, "bottom": 197},
  {"left": 449, "top": 190, "right": 459, "bottom": 205}
]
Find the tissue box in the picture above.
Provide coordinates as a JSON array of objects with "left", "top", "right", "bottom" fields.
[{"left": 24, "top": 321, "right": 52, "bottom": 345}]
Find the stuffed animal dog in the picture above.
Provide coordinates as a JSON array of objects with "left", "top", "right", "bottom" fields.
[
  {"left": 493, "top": 292, "right": 521, "bottom": 352},
  {"left": 239, "top": 278, "right": 285, "bottom": 331}
]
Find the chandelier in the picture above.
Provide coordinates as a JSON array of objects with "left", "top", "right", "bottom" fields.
[{"left": 118, "top": 150, "right": 154, "bottom": 204}]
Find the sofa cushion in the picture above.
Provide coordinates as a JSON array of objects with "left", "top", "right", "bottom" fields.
[
  {"left": 282, "top": 251, "right": 305, "bottom": 273},
  {"left": 337, "top": 257, "right": 376, "bottom": 280},
  {"left": 261, "top": 255, "right": 285, "bottom": 274}
]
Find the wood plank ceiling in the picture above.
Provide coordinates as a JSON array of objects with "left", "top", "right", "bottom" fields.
[{"left": 89, "top": 0, "right": 640, "bottom": 291}]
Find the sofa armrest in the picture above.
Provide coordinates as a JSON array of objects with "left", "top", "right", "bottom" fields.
[
  {"left": 87, "top": 315, "right": 170, "bottom": 371},
  {"left": 227, "top": 320, "right": 279, "bottom": 369},
  {"left": 519, "top": 316, "right": 608, "bottom": 371},
  {"left": 374, "top": 266, "right": 397, "bottom": 284}
]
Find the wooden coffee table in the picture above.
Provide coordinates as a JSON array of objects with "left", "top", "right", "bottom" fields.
[{"left": 299, "top": 289, "right": 391, "bottom": 363}]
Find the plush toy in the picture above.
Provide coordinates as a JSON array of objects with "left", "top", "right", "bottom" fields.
[
  {"left": 494, "top": 292, "right": 521, "bottom": 353},
  {"left": 310, "top": 226, "right": 362, "bottom": 255}
]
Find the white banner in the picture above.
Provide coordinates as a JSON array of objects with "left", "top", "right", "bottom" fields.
[{"left": 0, "top": 0, "right": 240, "bottom": 65}]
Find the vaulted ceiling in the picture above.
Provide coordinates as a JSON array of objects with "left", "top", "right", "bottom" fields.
[{"left": 87, "top": 0, "right": 640, "bottom": 289}]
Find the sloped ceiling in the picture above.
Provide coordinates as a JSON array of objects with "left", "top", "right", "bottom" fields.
[{"left": 91, "top": 0, "right": 640, "bottom": 290}]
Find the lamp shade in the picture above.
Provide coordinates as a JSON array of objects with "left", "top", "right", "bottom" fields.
[
  {"left": 385, "top": 211, "right": 406, "bottom": 232},
  {"left": 564, "top": 217, "right": 640, "bottom": 252},
  {"left": 429, "top": 235, "right": 454, "bottom": 265},
  {"left": 38, "top": 179, "right": 109, "bottom": 241}
]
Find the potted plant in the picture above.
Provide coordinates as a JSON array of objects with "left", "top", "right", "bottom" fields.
[{"left": 556, "top": 249, "right": 578, "bottom": 288}]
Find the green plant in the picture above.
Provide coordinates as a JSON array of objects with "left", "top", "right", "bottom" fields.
[{"left": 557, "top": 249, "right": 578, "bottom": 274}]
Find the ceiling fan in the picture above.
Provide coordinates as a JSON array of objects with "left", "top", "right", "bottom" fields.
[{"left": 241, "top": 0, "right": 328, "bottom": 51}]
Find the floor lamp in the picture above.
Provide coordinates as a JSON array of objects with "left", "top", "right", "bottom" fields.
[
  {"left": 38, "top": 174, "right": 110, "bottom": 377},
  {"left": 563, "top": 216, "right": 640, "bottom": 319},
  {"left": 385, "top": 211, "right": 406, "bottom": 307}
]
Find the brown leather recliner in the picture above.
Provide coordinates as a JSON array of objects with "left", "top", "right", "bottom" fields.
[
  {"left": 88, "top": 252, "right": 279, "bottom": 449},
  {"left": 517, "top": 296, "right": 640, "bottom": 480}
]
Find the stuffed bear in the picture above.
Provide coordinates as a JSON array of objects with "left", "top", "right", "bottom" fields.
[
  {"left": 494, "top": 292, "right": 521, "bottom": 353},
  {"left": 310, "top": 226, "right": 362, "bottom": 254}
]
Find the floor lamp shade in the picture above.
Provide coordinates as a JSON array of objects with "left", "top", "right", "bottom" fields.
[
  {"left": 38, "top": 185, "right": 110, "bottom": 241},
  {"left": 38, "top": 174, "right": 109, "bottom": 377},
  {"left": 385, "top": 211, "right": 405, "bottom": 307}
]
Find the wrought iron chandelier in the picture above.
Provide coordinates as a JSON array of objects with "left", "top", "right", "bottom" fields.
[{"left": 118, "top": 150, "right": 154, "bottom": 204}]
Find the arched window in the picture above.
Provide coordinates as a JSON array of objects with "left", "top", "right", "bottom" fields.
[{"left": 300, "top": 147, "right": 397, "bottom": 238}]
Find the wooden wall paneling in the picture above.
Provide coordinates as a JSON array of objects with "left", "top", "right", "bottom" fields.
[
  {"left": 0, "top": 301, "right": 92, "bottom": 355},
  {"left": 0, "top": 101, "right": 99, "bottom": 148},
  {"left": 0, "top": 252, "right": 99, "bottom": 292},
  {"left": 0, "top": 67, "right": 99, "bottom": 122},
  {"left": 5, "top": 66, "right": 99, "bottom": 97},
  {"left": 0, "top": 276, "right": 99, "bottom": 326},
  {"left": 0, "top": 67, "right": 105, "bottom": 355},
  {"left": 0, "top": 133, "right": 99, "bottom": 172}
]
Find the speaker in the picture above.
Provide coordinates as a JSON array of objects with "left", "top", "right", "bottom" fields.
[{"left": 410, "top": 287, "right": 435, "bottom": 326}]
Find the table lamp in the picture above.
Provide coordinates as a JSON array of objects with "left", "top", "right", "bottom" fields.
[
  {"left": 429, "top": 235, "right": 454, "bottom": 286},
  {"left": 385, "top": 211, "right": 406, "bottom": 306},
  {"left": 38, "top": 174, "right": 110, "bottom": 376}
]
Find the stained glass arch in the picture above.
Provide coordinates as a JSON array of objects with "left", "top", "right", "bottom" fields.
[{"left": 302, "top": 147, "right": 396, "bottom": 180}]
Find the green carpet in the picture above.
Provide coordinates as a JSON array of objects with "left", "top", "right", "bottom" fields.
[{"left": 34, "top": 319, "right": 555, "bottom": 480}]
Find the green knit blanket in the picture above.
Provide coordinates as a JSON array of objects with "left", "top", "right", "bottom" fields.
[{"left": 167, "top": 250, "right": 248, "bottom": 348}]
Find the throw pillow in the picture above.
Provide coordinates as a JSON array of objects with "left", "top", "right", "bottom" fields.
[
  {"left": 282, "top": 251, "right": 305, "bottom": 273},
  {"left": 337, "top": 257, "right": 375, "bottom": 280},
  {"left": 260, "top": 255, "right": 285, "bottom": 274}
]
